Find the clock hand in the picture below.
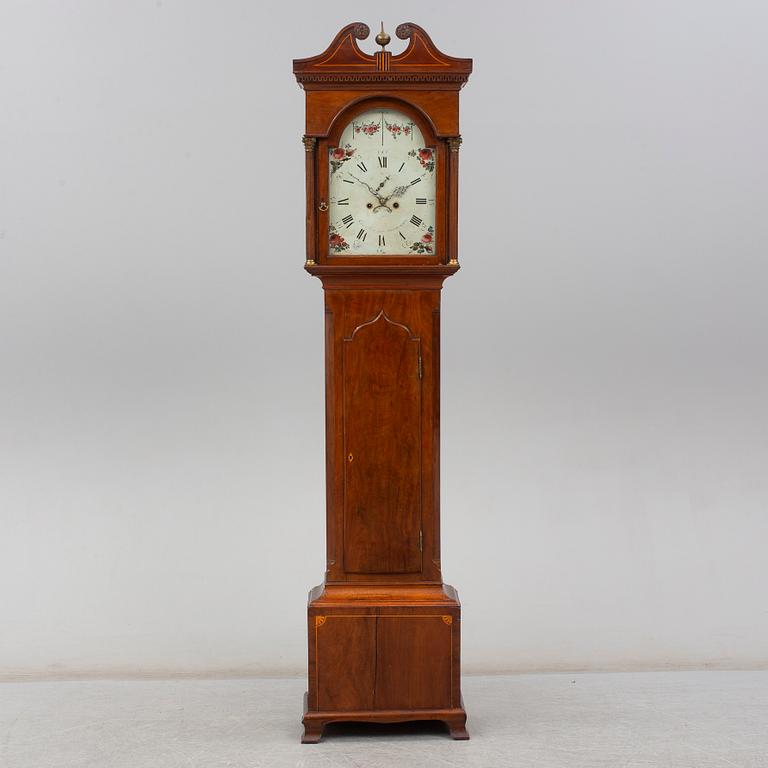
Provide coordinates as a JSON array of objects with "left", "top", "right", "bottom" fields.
[
  {"left": 348, "top": 172, "right": 379, "bottom": 198},
  {"left": 352, "top": 172, "right": 390, "bottom": 199},
  {"left": 368, "top": 178, "right": 408, "bottom": 211},
  {"left": 372, "top": 183, "right": 395, "bottom": 211},
  {"left": 373, "top": 185, "right": 410, "bottom": 211},
  {"left": 383, "top": 185, "right": 410, "bottom": 202},
  {"left": 350, "top": 172, "right": 391, "bottom": 199},
  {"left": 349, "top": 172, "right": 394, "bottom": 212}
]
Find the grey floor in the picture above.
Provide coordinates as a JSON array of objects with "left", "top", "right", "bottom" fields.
[{"left": 1, "top": 672, "right": 766, "bottom": 768}]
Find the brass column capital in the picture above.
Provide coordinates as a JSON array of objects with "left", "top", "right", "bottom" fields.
[{"left": 447, "top": 135, "right": 463, "bottom": 153}]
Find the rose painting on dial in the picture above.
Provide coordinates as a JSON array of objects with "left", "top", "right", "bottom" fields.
[{"left": 328, "top": 108, "right": 437, "bottom": 256}]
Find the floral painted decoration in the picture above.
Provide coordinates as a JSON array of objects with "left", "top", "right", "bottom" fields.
[
  {"left": 408, "top": 147, "right": 435, "bottom": 173},
  {"left": 354, "top": 120, "right": 381, "bottom": 136},
  {"left": 330, "top": 144, "right": 355, "bottom": 174},
  {"left": 410, "top": 225, "right": 435, "bottom": 254},
  {"left": 384, "top": 120, "right": 413, "bottom": 139},
  {"left": 329, "top": 224, "right": 349, "bottom": 253}
]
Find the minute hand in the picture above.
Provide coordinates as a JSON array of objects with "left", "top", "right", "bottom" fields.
[{"left": 348, "top": 173, "right": 378, "bottom": 197}]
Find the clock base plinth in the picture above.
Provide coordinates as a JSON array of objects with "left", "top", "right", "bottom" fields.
[
  {"left": 303, "top": 582, "right": 467, "bottom": 743},
  {"left": 301, "top": 691, "right": 469, "bottom": 743}
]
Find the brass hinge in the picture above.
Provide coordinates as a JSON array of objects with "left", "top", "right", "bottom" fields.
[
  {"left": 419, "top": 530, "right": 423, "bottom": 552},
  {"left": 417, "top": 352, "right": 422, "bottom": 379}
]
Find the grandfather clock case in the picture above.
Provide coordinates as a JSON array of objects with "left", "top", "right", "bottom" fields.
[{"left": 293, "top": 22, "right": 473, "bottom": 743}]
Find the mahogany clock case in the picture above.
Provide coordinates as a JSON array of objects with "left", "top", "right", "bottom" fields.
[{"left": 293, "top": 22, "right": 472, "bottom": 743}]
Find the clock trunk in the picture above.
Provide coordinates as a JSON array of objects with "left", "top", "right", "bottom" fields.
[{"left": 324, "top": 289, "right": 441, "bottom": 584}]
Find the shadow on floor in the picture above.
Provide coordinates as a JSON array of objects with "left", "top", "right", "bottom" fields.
[{"left": 321, "top": 719, "right": 452, "bottom": 741}]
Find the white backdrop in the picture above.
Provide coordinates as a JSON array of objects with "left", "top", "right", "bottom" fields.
[{"left": 1, "top": 0, "right": 767, "bottom": 679}]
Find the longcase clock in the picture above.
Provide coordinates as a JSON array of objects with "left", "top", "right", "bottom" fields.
[{"left": 293, "top": 22, "right": 472, "bottom": 743}]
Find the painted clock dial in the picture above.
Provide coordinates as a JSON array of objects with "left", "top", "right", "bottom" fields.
[{"left": 328, "top": 107, "right": 437, "bottom": 256}]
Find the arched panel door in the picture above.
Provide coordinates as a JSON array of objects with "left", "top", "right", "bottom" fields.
[{"left": 342, "top": 311, "right": 422, "bottom": 574}]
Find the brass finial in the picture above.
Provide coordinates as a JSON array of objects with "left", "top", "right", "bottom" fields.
[{"left": 375, "top": 21, "right": 390, "bottom": 50}]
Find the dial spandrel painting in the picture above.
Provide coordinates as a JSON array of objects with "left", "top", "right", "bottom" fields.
[{"left": 328, "top": 108, "right": 437, "bottom": 256}]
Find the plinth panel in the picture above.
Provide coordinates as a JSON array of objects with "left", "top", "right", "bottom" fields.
[
  {"left": 315, "top": 616, "right": 376, "bottom": 711},
  {"left": 375, "top": 615, "right": 453, "bottom": 709}
]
